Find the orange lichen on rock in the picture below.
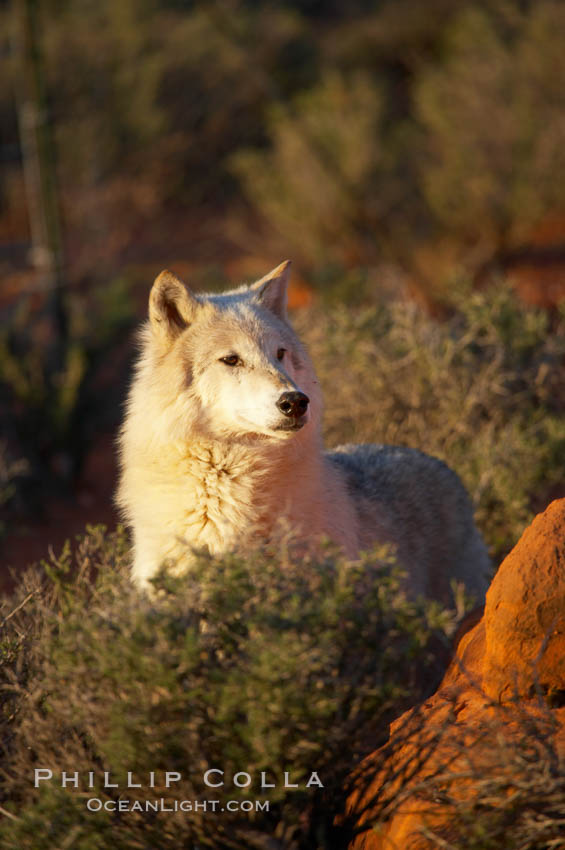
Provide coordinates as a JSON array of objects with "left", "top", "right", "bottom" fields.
[{"left": 347, "top": 499, "right": 565, "bottom": 850}]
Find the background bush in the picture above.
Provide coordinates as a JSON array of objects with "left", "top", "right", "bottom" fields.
[{"left": 3, "top": 0, "right": 565, "bottom": 283}]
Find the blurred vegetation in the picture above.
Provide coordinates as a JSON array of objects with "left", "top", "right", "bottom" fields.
[
  {"left": 0, "top": 444, "right": 27, "bottom": 542},
  {"left": 0, "top": 526, "right": 459, "bottom": 848},
  {"left": 416, "top": 3, "right": 565, "bottom": 256},
  {"left": 0, "top": 275, "right": 135, "bottom": 514},
  {"left": 2, "top": 0, "right": 565, "bottom": 283}
]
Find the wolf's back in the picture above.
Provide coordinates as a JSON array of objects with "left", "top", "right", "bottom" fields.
[{"left": 327, "top": 444, "right": 490, "bottom": 606}]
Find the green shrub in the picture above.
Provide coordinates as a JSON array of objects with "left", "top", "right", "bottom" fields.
[
  {"left": 231, "top": 70, "right": 394, "bottom": 270},
  {"left": 0, "top": 526, "right": 457, "bottom": 849},
  {"left": 416, "top": 2, "right": 565, "bottom": 254}
]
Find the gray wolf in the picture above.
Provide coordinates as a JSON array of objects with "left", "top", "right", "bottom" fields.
[{"left": 117, "top": 262, "right": 490, "bottom": 602}]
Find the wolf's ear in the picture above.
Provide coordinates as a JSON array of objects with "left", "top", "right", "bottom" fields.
[
  {"left": 149, "top": 270, "right": 200, "bottom": 341},
  {"left": 250, "top": 260, "right": 291, "bottom": 321}
]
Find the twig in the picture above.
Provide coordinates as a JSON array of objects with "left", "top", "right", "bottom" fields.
[
  {"left": 1, "top": 591, "right": 36, "bottom": 627},
  {"left": 0, "top": 805, "right": 20, "bottom": 822}
]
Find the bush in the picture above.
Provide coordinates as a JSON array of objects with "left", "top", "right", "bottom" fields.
[
  {"left": 416, "top": 2, "right": 565, "bottom": 255},
  {"left": 0, "top": 275, "right": 135, "bottom": 505},
  {"left": 232, "top": 70, "right": 409, "bottom": 272},
  {"left": 0, "top": 445, "right": 28, "bottom": 542},
  {"left": 0, "top": 526, "right": 457, "bottom": 849}
]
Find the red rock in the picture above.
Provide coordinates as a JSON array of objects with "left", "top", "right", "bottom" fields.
[
  {"left": 347, "top": 500, "right": 565, "bottom": 850},
  {"left": 483, "top": 500, "right": 565, "bottom": 702}
]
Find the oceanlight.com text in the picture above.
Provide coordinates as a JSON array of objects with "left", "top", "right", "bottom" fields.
[{"left": 86, "top": 797, "right": 270, "bottom": 813}]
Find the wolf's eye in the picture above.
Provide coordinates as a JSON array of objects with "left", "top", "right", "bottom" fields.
[
  {"left": 220, "top": 354, "right": 241, "bottom": 367},
  {"left": 277, "top": 348, "right": 286, "bottom": 361}
]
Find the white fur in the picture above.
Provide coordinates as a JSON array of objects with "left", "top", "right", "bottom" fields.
[{"left": 118, "top": 263, "right": 490, "bottom": 602}]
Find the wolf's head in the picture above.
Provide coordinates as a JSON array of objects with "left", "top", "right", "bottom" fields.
[{"left": 136, "top": 262, "right": 322, "bottom": 445}]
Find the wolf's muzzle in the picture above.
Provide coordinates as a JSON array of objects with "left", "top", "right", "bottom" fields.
[{"left": 276, "top": 391, "right": 309, "bottom": 418}]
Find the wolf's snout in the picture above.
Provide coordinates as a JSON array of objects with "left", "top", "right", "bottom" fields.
[{"left": 276, "top": 391, "right": 309, "bottom": 418}]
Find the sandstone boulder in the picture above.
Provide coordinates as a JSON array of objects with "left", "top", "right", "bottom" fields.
[{"left": 347, "top": 499, "right": 565, "bottom": 849}]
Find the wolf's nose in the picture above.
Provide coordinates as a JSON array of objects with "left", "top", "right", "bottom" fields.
[{"left": 276, "top": 391, "right": 309, "bottom": 418}]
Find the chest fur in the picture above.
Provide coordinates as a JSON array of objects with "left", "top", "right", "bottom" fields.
[{"left": 123, "top": 439, "right": 357, "bottom": 569}]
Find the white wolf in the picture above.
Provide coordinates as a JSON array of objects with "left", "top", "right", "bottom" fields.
[{"left": 117, "top": 261, "right": 490, "bottom": 602}]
